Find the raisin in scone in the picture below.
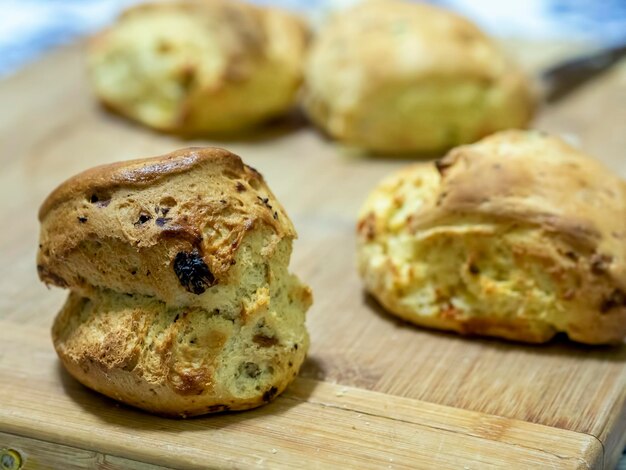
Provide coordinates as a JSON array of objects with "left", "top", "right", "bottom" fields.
[
  {"left": 38, "top": 147, "right": 312, "bottom": 417},
  {"left": 303, "top": 0, "right": 534, "bottom": 154},
  {"left": 88, "top": 0, "right": 309, "bottom": 134},
  {"left": 357, "top": 130, "right": 626, "bottom": 344}
]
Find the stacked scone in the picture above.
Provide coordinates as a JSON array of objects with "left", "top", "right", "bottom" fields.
[{"left": 37, "top": 148, "right": 312, "bottom": 417}]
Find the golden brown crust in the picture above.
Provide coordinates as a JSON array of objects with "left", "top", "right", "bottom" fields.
[
  {"left": 40, "top": 147, "right": 234, "bottom": 218},
  {"left": 38, "top": 147, "right": 294, "bottom": 304},
  {"left": 357, "top": 130, "right": 626, "bottom": 344}
]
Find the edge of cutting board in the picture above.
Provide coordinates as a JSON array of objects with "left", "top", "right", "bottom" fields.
[{"left": 0, "top": 321, "right": 605, "bottom": 470}]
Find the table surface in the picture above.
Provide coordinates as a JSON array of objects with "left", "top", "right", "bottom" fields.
[{"left": 1, "top": 39, "right": 626, "bottom": 469}]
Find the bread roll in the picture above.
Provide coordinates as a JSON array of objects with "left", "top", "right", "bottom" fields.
[
  {"left": 357, "top": 130, "right": 626, "bottom": 344},
  {"left": 88, "top": 0, "right": 308, "bottom": 134},
  {"left": 304, "top": 0, "right": 534, "bottom": 154},
  {"left": 38, "top": 147, "right": 312, "bottom": 417}
]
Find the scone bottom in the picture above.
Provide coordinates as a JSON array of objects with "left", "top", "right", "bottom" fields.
[{"left": 37, "top": 147, "right": 312, "bottom": 417}]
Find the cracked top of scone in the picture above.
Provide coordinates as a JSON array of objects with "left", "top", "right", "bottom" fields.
[
  {"left": 38, "top": 147, "right": 295, "bottom": 305},
  {"left": 357, "top": 130, "right": 626, "bottom": 344},
  {"left": 429, "top": 131, "right": 626, "bottom": 269}
]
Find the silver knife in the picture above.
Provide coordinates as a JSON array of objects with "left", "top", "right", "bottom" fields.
[{"left": 541, "top": 44, "right": 626, "bottom": 102}]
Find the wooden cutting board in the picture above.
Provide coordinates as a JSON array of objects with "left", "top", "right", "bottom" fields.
[{"left": 1, "top": 43, "right": 626, "bottom": 470}]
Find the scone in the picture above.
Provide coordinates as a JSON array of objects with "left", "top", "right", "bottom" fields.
[
  {"left": 88, "top": 0, "right": 308, "bottom": 134},
  {"left": 357, "top": 130, "right": 626, "bottom": 344},
  {"left": 303, "top": 0, "right": 534, "bottom": 154},
  {"left": 38, "top": 147, "right": 312, "bottom": 417}
]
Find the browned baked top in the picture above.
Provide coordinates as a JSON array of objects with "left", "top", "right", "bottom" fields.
[
  {"left": 428, "top": 131, "right": 626, "bottom": 287},
  {"left": 38, "top": 147, "right": 295, "bottom": 303},
  {"left": 42, "top": 148, "right": 251, "bottom": 216}
]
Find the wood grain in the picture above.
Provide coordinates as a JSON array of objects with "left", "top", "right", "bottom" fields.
[
  {"left": 0, "top": 432, "right": 169, "bottom": 470},
  {"left": 1, "top": 43, "right": 625, "bottom": 469},
  {"left": 0, "top": 322, "right": 604, "bottom": 469}
]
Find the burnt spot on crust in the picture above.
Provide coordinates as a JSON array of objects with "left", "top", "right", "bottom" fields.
[
  {"left": 590, "top": 253, "right": 613, "bottom": 275},
  {"left": 600, "top": 289, "right": 626, "bottom": 313},
  {"left": 235, "top": 181, "right": 246, "bottom": 192},
  {"left": 173, "top": 249, "right": 216, "bottom": 294},
  {"left": 252, "top": 334, "right": 279, "bottom": 348},
  {"left": 262, "top": 386, "right": 278, "bottom": 402}
]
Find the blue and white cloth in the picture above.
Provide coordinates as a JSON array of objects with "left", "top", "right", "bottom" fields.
[{"left": 1, "top": 0, "right": 626, "bottom": 77}]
